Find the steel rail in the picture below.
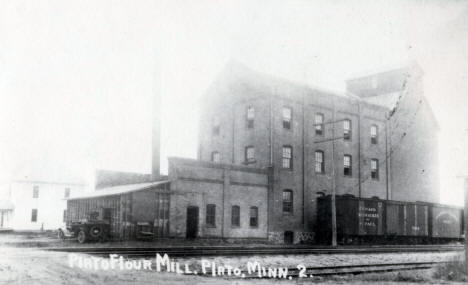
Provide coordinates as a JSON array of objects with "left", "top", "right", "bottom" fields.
[
  {"left": 202, "top": 261, "right": 452, "bottom": 279},
  {"left": 46, "top": 245, "right": 463, "bottom": 258}
]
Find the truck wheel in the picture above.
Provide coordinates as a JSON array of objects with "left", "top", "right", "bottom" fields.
[
  {"left": 58, "top": 229, "right": 65, "bottom": 240},
  {"left": 89, "top": 226, "right": 103, "bottom": 239},
  {"left": 77, "top": 230, "right": 87, "bottom": 244}
]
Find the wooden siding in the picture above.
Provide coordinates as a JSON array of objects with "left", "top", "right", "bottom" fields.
[{"left": 66, "top": 196, "right": 121, "bottom": 238}]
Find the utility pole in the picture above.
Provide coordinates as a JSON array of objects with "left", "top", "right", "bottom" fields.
[
  {"left": 314, "top": 94, "right": 365, "bottom": 246},
  {"left": 313, "top": 98, "right": 339, "bottom": 247},
  {"left": 330, "top": 97, "right": 337, "bottom": 247},
  {"left": 464, "top": 177, "right": 468, "bottom": 270},
  {"left": 463, "top": 128, "right": 468, "bottom": 270}
]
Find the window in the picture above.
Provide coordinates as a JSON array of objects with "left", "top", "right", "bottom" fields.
[
  {"left": 282, "top": 146, "right": 293, "bottom": 169},
  {"left": 206, "top": 204, "right": 216, "bottom": 227},
  {"left": 246, "top": 106, "right": 254, "bottom": 128},
  {"left": 64, "top": 188, "right": 70, "bottom": 198},
  {"left": 315, "top": 113, "right": 324, "bottom": 135},
  {"left": 250, "top": 207, "right": 258, "bottom": 227},
  {"left": 31, "top": 209, "right": 38, "bottom": 222},
  {"left": 343, "top": 119, "right": 351, "bottom": 140},
  {"left": 315, "top": 150, "right": 324, "bottom": 173},
  {"left": 371, "top": 159, "right": 379, "bottom": 179},
  {"left": 33, "top": 186, "right": 39, "bottom": 198},
  {"left": 102, "top": 208, "right": 112, "bottom": 222},
  {"left": 282, "top": 190, "right": 293, "bottom": 213},
  {"left": 245, "top": 146, "right": 255, "bottom": 163},
  {"left": 282, "top": 107, "right": 292, "bottom": 129},
  {"left": 370, "top": 125, "right": 378, "bottom": 144},
  {"left": 231, "top": 206, "right": 240, "bottom": 227},
  {"left": 344, "top": 155, "right": 352, "bottom": 176},
  {"left": 63, "top": 210, "right": 67, "bottom": 222},
  {"left": 211, "top": 151, "right": 220, "bottom": 163},
  {"left": 212, "top": 116, "right": 220, "bottom": 135}
]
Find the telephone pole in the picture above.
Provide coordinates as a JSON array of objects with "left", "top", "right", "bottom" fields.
[
  {"left": 314, "top": 98, "right": 338, "bottom": 246},
  {"left": 330, "top": 98, "right": 337, "bottom": 247}
]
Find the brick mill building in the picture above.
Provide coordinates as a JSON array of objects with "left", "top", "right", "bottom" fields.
[
  {"left": 67, "top": 61, "right": 439, "bottom": 244},
  {"left": 197, "top": 62, "right": 439, "bottom": 242}
]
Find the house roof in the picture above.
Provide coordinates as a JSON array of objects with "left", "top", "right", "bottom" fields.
[
  {"left": 0, "top": 200, "right": 14, "bottom": 210},
  {"left": 67, "top": 180, "right": 170, "bottom": 201}
]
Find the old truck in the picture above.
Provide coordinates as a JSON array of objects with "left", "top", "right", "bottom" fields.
[{"left": 58, "top": 212, "right": 110, "bottom": 243}]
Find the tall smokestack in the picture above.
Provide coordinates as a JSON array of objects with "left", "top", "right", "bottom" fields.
[{"left": 152, "top": 66, "right": 161, "bottom": 181}]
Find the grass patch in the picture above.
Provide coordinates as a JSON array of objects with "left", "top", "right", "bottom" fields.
[
  {"left": 321, "top": 269, "right": 432, "bottom": 283},
  {"left": 432, "top": 261, "right": 468, "bottom": 282}
]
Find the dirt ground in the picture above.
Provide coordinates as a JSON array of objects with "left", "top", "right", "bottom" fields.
[
  {"left": 0, "top": 231, "right": 275, "bottom": 248},
  {"left": 1, "top": 246, "right": 466, "bottom": 285},
  {"left": 0, "top": 232, "right": 467, "bottom": 284}
]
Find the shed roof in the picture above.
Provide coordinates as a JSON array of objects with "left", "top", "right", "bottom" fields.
[
  {"left": 362, "top": 91, "right": 402, "bottom": 110},
  {"left": 67, "top": 180, "right": 170, "bottom": 201}
]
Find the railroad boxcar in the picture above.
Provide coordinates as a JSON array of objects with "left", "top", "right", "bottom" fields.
[
  {"left": 428, "top": 203, "right": 463, "bottom": 242},
  {"left": 317, "top": 195, "right": 384, "bottom": 244},
  {"left": 385, "top": 200, "right": 429, "bottom": 243},
  {"left": 317, "top": 195, "right": 464, "bottom": 245}
]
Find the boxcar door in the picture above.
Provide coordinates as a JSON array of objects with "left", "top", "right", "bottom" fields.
[{"left": 186, "top": 206, "right": 199, "bottom": 239}]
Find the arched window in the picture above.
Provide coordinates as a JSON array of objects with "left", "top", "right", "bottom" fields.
[
  {"left": 282, "top": 190, "right": 293, "bottom": 213},
  {"left": 249, "top": 207, "right": 258, "bottom": 227},
  {"left": 245, "top": 146, "right": 255, "bottom": 163},
  {"left": 282, "top": 146, "right": 293, "bottom": 169},
  {"left": 315, "top": 150, "right": 324, "bottom": 173},
  {"left": 212, "top": 116, "right": 220, "bottom": 135},
  {"left": 206, "top": 204, "right": 216, "bottom": 227},
  {"left": 246, "top": 106, "right": 255, "bottom": 128},
  {"left": 344, "top": 154, "right": 352, "bottom": 176},
  {"left": 315, "top": 113, "right": 324, "bottom": 135},
  {"left": 371, "top": 159, "right": 379, "bottom": 179},
  {"left": 282, "top": 107, "right": 292, "bottom": 129},
  {"left": 211, "top": 151, "right": 220, "bottom": 163},
  {"left": 343, "top": 119, "right": 352, "bottom": 140},
  {"left": 370, "top": 125, "right": 378, "bottom": 144},
  {"left": 231, "top": 205, "right": 240, "bottom": 227}
]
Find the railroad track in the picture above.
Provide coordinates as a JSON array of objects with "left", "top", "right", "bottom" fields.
[
  {"left": 46, "top": 244, "right": 463, "bottom": 257},
  {"left": 204, "top": 261, "right": 450, "bottom": 279}
]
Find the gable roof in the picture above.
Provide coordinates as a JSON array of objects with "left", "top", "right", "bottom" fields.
[{"left": 208, "top": 60, "right": 360, "bottom": 101}]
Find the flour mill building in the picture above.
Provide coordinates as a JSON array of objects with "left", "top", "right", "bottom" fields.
[{"left": 66, "top": 62, "right": 439, "bottom": 243}]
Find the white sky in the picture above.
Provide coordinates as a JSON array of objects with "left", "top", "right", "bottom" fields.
[{"left": 1, "top": 0, "right": 467, "bottom": 205}]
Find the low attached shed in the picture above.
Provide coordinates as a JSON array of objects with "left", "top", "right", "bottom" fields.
[{"left": 66, "top": 181, "right": 171, "bottom": 240}]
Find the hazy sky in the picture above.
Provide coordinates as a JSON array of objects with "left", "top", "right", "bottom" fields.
[{"left": 1, "top": 0, "right": 467, "bottom": 205}]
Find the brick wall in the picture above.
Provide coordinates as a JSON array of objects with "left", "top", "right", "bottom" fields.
[
  {"left": 168, "top": 157, "right": 269, "bottom": 239},
  {"left": 198, "top": 63, "right": 391, "bottom": 237}
]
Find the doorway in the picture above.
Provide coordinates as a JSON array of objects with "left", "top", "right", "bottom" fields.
[
  {"left": 284, "top": 231, "right": 294, "bottom": 244},
  {"left": 186, "top": 206, "right": 199, "bottom": 239}
]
